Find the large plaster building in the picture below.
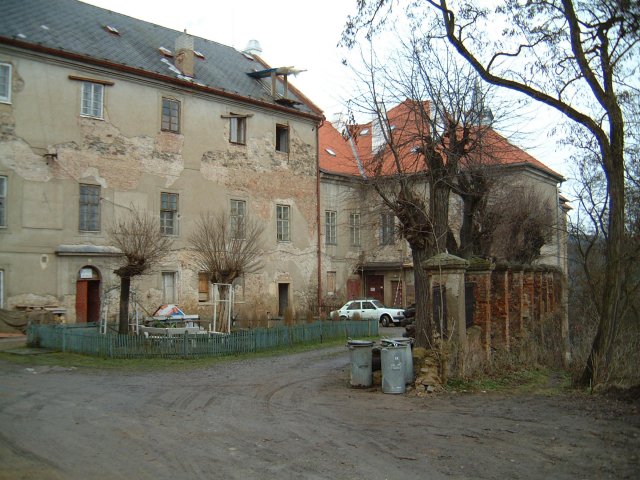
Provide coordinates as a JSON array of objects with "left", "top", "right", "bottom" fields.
[{"left": 0, "top": 0, "right": 323, "bottom": 322}]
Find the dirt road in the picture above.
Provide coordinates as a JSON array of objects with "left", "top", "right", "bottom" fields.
[{"left": 0, "top": 340, "right": 638, "bottom": 479}]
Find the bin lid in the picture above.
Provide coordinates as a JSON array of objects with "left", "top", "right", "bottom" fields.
[
  {"left": 381, "top": 337, "right": 412, "bottom": 346},
  {"left": 347, "top": 340, "right": 374, "bottom": 347}
]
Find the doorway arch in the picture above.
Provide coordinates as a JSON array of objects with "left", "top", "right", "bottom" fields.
[{"left": 76, "top": 266, "right": 101, "bottom": 323}]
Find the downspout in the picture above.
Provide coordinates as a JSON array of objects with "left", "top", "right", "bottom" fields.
[{"left": 316, "top": 120, "right": 324, "bottom": 316}]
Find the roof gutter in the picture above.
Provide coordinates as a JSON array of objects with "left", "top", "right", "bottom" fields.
[{"left": 0, "top": 36, "right": 324, "bottom": 123}]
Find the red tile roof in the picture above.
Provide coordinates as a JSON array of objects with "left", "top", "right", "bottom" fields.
[{"left": 319, "top": 101, "right": 563, "bottom": 181}]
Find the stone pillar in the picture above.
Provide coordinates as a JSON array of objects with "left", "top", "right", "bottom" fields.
[
  {"left": 423, "top": 253, "right": 470, "bottom": 345},
  {"left": 466, "top": 258, "right": 495, "bottom": 359}
]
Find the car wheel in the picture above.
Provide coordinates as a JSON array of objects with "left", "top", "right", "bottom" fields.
[
  {"left": 380, "top": 314, "right": 391, "bottom": 327},
  {"left": 339, "top": 315, "right": 347, "bottom": 321}
]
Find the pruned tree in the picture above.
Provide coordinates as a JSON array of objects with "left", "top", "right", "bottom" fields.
[
  {"left": 188, "top": 211, "right": 264, "bottom": 333},
  {"left": 342, "top": 33, "right": 515, "bottom": 347},
  {"left": 109, "top": 207, "right": 173, "bottom": 334},
  {"left": 342, "top": 0, "right": 639, "bottom": 388},
  {"left": 487, "top": 187, "right": 555, "bottom": 264}
]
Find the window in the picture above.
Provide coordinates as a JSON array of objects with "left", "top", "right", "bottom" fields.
[
  {"left": 198, "top": 272, "right": 210, "bottom": 302},
  {"left": 0, "top": 176, "right": 6, "bottom": 227},
  {"left": 230, "top": 116, "right": 246, "bottom": 144},
  {"left": 349, "top": 212, "right": 360, "bottom": 247},
  {"left": 230, "top": 199, "right": 246, "bottom": 239},
  {"left": 276, "top": 124, "right": 289, "bottom": 153},
  {"left": 380, "top": 211, "right": 395, "bottom": 245},
  {"left": 162, "top": 272, "right": 176, "bottom": 303},
  {"left": 161, "top": 98, "right": 180, "bottom": 133},
  {"left": 79, "top": 184, "right": 100, "bottom": 232},
  {"left": 81, "top": 82, "right": 104, "bottom": 118},
  {"left": 327, "top": 271, "right": 336, "bottom": 296},
  {"left": 347, "top": 302, "right": 361, "bottom": 311},
  {"left": 0, "top": 63, "right": 11, "bottom": 103},
  {"left": 325, "top": 210, "right": 337, "bottom": 245},
  {"left": 160, "top": 192, "right": 179, "bottom": 235},
  {"left": 0, "top": 269, "right": 3, "bottom": 308},
  {"left": 276, "top": 204, "right": 290, "bottom": 242}
]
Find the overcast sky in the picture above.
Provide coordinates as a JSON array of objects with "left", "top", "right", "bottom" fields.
[{"left": 81, "top": 0, "right": 572, "bottom": 185}]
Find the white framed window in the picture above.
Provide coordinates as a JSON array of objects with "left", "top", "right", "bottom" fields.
[
  {"left": 230, "top": 116, "right": 246, "bottom": 144},
  {"left": 276, "top": 204, "right": 290, "bottom": 242},
  {"left": 230, "top": 199, "right": 246, "bottom": 239},
  {"left": 161, "top": 97, "right": 180, "bottom": 132},
  {"left": 81, "top": 81, "right": 104, "bottom": 118},
  {"left": 0, "top": 63, "right": 12, "bottom": 103},
  {"left": 160, "top": 192, "right": 179, "bottom": 235},
  {"left": 349, "top": 212, "right": 360, "bottom": 247},
  {"left": 162, "top": 272, "right": 177, "bottom": 304},
  {"left": 325, "top": 210, "right": 337, "bottom": 245},
  {"left": 79, "top": 184, "right": 100, "bottom": 232},
  {"left": 0, "top": 176, "right": 6, "bottom": 227}
]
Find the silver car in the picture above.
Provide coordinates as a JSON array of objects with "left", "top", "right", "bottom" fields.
[{"left": 330, "top": 299, "right": 405, "bottom": 327}]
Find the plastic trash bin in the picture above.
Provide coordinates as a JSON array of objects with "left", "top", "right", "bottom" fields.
[
  {"left": 382, "top": 337, "right": 413, "bottom": 384},
  {"left": 347, "top": 340, "right": 374, "bottom": 387},
  {"left": 381, "top": 343, "right": 406, "bottom": 394}
]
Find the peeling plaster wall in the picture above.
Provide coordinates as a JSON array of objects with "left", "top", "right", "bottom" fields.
[{"left": 0, "top": 50, "right": 319, "bottom": 321}]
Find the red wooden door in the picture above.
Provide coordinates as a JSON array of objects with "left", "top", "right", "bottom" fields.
[
  {"left": 365, "top": 274, "right": 384, "bottom": 303},
  {"left": 76, "top": 280, "right": 89, "bottom": 323}
]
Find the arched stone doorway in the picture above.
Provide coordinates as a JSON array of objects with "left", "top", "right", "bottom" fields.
[{"left": 76, "top": 266, "right": 101, "bottom": 323}]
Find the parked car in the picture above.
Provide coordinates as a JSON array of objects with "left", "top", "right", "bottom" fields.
[{"left": 330, "top": 299, "right": 405, "bottom": 327}]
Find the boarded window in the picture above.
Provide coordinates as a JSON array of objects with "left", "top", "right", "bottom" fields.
[
  {"left": 327, "top": 271, "right": 336, "bottom": 296},
  {"left": 198, "top": 272, "right": 210, "bottom": 302},
  {"left": 162, "top": 272, "right": 176, "bottom": 304}
]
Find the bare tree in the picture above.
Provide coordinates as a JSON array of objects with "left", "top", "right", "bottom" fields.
[
  {"left": 343, "top": 35, "right": 512, "bottom": 347},
  {"left": 109, "top": 207, "right": 173, "bottom": 334},
  {"left": 188, "top": 211, "right": 264, "bottom": 333},
  {"left": 488, "top": 187, "right": 556, "bottom": 264},
  {"left": 342, "top": 0, "right": 639, "bottom": 387}
]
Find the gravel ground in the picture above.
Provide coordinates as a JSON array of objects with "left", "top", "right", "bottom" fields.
[{"left": 0, "top": 331, "right": 638, "bottom": 480}]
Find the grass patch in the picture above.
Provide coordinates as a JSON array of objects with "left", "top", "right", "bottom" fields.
[
  {"left": 446, "top": 367, "right": 571, "bottom": 394},
  {"left": 0, "top": 336, "right": 372, "bottom": 372}
]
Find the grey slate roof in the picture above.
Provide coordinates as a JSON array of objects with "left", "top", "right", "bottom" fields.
[{"left": 0, "top": 0, "right": 320, "bottom": 117}]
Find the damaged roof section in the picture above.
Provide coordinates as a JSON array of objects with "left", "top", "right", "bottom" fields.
[{"left": 0, "top": 0, "right": 321, "bottom": 116}]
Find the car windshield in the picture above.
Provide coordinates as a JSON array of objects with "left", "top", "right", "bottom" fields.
[{"left": 372, "top": 300, "right": 384, "bottom": 308}]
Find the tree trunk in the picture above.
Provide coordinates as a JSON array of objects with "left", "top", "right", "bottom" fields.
[
  {"left": 431, "top": 183, "right": 451, "bottom": 254},
  {"left": 412, "top": 246, "right": 433, "bottom": 348},
  {"left": 579, "top": 148, "right": 626, "bottom": 386},
  {"left": 118, "top": 276, "right": 131, "bottom": 335},
  {"left": 458, "top": 194, "right": 479, "bottom": 258}
]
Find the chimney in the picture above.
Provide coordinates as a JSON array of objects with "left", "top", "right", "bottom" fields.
[{"left": 175, "top": 30, "right": 195, "bottom": 77}]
